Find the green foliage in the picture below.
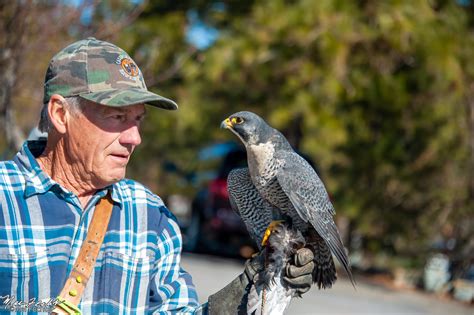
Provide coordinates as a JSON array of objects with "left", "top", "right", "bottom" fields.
[{"left": 123, "top": 0, "right": 474, "bottom": 266}]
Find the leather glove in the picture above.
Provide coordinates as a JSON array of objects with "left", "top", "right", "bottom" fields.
[
  {"left": 207, "top": 248, "right": 315, "bottom": 314},
  {"left": 207, "top": 253, "right": 263, "bottom": 315},
  {"left": 284, "top": 247, "right": 314, "bottom": 295}
]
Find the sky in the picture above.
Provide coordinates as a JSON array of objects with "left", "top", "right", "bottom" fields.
[{"left": 64, "top": 0, "right": 220, "bottom": 50}]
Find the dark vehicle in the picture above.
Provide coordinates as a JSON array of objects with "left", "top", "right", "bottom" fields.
[{"left": 182, "top": 143, "right": 256, "bottom": 258}]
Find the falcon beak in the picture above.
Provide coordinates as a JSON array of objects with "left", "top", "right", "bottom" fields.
[
  {"left": 221, "top": 116, "right": 246, "bottom": 143},
  {"left": 221, "top": 117, "right": 234, "bottom": 129}
]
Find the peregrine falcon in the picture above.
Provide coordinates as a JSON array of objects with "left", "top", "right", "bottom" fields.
[{"left": 221, "top": 111, "right": 355, "bottom": 301}]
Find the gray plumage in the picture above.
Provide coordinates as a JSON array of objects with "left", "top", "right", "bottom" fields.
[
  {"left": 227, "top": 168, "right": 275, "bottom": 250},
  {"left": 222, "top": 111, "right": 354, "bottom": 295}
]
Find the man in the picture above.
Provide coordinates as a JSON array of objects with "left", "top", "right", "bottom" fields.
[{"left": 0, "top": 38, "right": 314, "bottom": 314}]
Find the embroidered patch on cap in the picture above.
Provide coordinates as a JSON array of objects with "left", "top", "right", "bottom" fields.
[{"left": 116, "top": 56, "right": 140, "bottom": 80}]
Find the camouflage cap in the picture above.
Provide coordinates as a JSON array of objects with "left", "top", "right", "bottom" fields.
[{"left": 43, "top": 37, "right": 177, "bottom": 110}]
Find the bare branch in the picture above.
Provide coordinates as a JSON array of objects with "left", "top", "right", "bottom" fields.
[
  {"left": 94, "top": 0, "right": 149, "bottom": 41},
  {"left": 146, "top": 46, "right": 198, "bottom": 87}
]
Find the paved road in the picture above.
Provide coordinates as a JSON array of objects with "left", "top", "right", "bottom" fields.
[{"left": 181, "top": 253, "right": 472, "bottom": 315}]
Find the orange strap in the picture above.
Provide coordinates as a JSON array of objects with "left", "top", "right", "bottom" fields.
[{"left": 52, "top": 193, "right": 114, "bottom": 314}]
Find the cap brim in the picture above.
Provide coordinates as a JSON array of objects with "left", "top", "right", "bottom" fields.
[{"left": 79, "top": 88, "right": 178, "bottom": 110}]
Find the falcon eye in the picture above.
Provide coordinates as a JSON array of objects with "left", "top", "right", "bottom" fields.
[{"left": 232, "top": 117, "right": 244, "bottom": 124}]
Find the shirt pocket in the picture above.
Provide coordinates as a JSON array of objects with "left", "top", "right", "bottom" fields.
[
  {"left": 97, "top": 251, "right": 155, "bottom": 311},
  {"left": 0, "top": 249, "right": 49, "bottom": 277},
  {"left": 0, "top": 249, "right": 50, "bottom": 297}
]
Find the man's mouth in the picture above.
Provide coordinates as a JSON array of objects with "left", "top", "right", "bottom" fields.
[{"left": 110, "top": 153, "right": 130, "bottom": 163}]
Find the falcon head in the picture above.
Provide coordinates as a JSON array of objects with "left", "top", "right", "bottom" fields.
[{"left": 221, "top": 111, "right": 273, "bottom": 146}]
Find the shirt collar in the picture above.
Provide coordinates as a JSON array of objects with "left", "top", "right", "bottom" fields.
[
  {"left": 14, "top": 140, "right": 63, "bottom": 198},
  {"left": 14, "top": 141, "right": 123, "bottom": 209}
]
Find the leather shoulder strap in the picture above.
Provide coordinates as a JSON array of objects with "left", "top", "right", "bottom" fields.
[{"left": 53, "top": 193, "right": 114, "bottom": 314}]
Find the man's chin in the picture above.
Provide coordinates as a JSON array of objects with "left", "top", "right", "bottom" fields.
[
  {"left": 97, "top": 170, "right": 127, "bottom": 187},
  {"left": 109, "top": 172, "right": 126, "bottom": 183}
]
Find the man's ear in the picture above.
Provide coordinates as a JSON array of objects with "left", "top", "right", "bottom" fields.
[{"left": 48, "top": 94, "right": 69, "bottom": 134}]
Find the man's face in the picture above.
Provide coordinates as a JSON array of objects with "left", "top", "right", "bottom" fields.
[{"left": 66, "top": 100, "right": 146, "bottom": 188}]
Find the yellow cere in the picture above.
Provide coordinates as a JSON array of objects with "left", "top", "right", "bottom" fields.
[{"left": 224, "top": 118, "right": 232, "bottom": 127}]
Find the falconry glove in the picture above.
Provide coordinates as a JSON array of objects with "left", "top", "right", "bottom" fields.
[
  {"left": 207, "top": 247, "right": 314, "bottom": 315},
  {"left": 283, "top": 247, "right": 314, "bottom": 295}
]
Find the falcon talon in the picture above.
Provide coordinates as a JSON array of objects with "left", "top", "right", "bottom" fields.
[{"left": 261, "top": 220, "right": 285, "bottom": 247}]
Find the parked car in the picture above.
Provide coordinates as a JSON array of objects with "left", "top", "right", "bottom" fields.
[
  {"left": 187, "top": 146, "right": 257, "bottom": 257},
  {"left": 164, "top": 142, "right": 256, "bottom": 258}
]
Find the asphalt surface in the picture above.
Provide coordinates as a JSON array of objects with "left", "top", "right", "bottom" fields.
[{"left": 181, "top": 253, "right": 473, "bottom": 315}]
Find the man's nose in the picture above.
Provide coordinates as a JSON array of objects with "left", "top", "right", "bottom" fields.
[{"left": 120, "top": 124, "right": 142, "bottom": 146}]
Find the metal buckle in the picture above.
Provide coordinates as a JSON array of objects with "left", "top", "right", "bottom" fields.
[{"left": 55, "top": 297, "right": 82, "bottom": 315}]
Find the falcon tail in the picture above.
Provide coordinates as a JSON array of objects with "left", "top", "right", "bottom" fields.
[{"left": 306, "top": 230, "right": 337, "bottom": 289}]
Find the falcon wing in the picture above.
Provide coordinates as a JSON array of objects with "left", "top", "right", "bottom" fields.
[
  {"left": 227, "top": 168, "right": 275, "bottom": 250},
  {"left": 275, "top": 151, "right": 354, "bottom": 285}
]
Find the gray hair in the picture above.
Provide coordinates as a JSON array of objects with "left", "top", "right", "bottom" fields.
[{"left": 38, "top": 96, "right": 84, "bottom": 133}]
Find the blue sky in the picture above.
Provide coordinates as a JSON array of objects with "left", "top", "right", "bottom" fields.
[{"left": 63, "top": 0, "right": 219, "bottom": 50}]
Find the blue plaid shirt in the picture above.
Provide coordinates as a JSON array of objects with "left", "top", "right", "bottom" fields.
[{"left": 0, "top": 141, "right": 202, "bottom": 314}]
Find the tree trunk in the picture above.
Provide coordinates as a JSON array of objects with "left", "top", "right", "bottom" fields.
[
  {"left": 0, "top": 48, "right": 24, "bottom": 151},
  {"left": 0, "top": 2, "right": 28, "bottom": 152}
]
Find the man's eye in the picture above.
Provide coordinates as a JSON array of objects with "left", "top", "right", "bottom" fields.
[
  {"left": 137, "top": 115, "right": 145, "bottom": 123},
  {"left": 112, "top": 115, "right": 126, "bottom": 122}
]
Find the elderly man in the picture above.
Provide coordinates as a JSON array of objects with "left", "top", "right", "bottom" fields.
[{"left": 0, "top": 38, "right": 314, "bottom": 314}]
